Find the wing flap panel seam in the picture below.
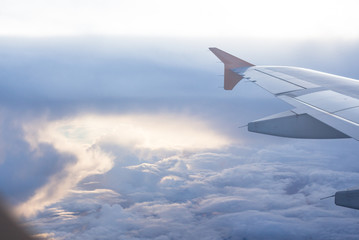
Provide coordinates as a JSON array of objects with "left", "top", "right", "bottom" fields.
[
  {"left": 255, "top": 69, "right": 306, "bottom": 89},
  {"left": 284, "top": 95, "right": 359, "bottom": 126},
  {"left": 259, "top": 68, "right": 319, "bottom": 89},
  {"left": 244, "top": 69, "right": 303, "bottom": 94},
  {"left": 295, "top": 90, "right": 359, "bottom": 113}
]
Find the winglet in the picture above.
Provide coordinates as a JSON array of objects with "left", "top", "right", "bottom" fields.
[
  {"left": 209, "top": 48, "right": 254, "bottom": 68},
  {"left": 209, "top": 47, "right": 254, "bottom": 90}
]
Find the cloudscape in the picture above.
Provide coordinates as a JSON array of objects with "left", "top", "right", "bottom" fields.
[
  {"left": 1, "top": 0, "right": 359, "bottom": 239},
  {"left": 0, "top": 37, "right": 359, "bottom": 240}
]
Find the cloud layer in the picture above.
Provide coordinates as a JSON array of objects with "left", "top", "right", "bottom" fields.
[{"left": 26, "top": 136, "right": 359, "bottom": 240}]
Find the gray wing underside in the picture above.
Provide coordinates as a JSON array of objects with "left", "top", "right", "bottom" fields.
[{"left": 210, "top": 47, "right": 359, "bottom": 140}]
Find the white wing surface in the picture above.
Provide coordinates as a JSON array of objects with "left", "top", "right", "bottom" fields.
[
  {"left": 210, "top": 47, "right": 359, "bottom": 210},
  {"left": 210, "top": 47, "right": 359, "bottom": 141}
]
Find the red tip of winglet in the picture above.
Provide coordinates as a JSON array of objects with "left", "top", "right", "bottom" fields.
[
  {"left": 209, "top": 47, "right": 254, "bottom": 90},
  {"left": 209, "top": 47, "right": 254, "bottom": 68}
]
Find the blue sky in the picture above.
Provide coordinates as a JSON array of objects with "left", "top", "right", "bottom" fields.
[{"left": 1, "top": 1, "right": 359, "bottom": 239}]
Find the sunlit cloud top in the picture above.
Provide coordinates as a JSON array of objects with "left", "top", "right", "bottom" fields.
[
  {"left": 1, "top": 0, "right": 359, "bottom": 40},
  {"left": 17, "top": 113, "right": 231, "bottom": 217},
  {"left": 27, "top": 114, "right": 231, "bottom": 151}
]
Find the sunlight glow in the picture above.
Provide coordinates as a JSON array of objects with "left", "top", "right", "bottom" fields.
[{"left": 17, "top": 113, "right": 231, "bottom": 217}]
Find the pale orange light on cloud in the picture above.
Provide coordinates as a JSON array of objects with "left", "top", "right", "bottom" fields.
[{"left": 17, "top": 113, "right": 232, "bottom": 217}]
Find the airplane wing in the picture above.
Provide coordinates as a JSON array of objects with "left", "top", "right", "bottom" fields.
[
  {"left": 209, "top": 47, "right": 359, "bottom": 210},
  {"left": 209, "top": 47, "right": 359, "bottom": 141}
]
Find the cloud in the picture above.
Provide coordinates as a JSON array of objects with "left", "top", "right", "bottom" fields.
[
  {"left": 16, "top": 113, "right": 231, "bottom": 218},
  {"left": 0, "top": 109, "right": 77, "bottom": 204},
  {"left": 26, "top": 141, "right": 359, "bottom": 239}
]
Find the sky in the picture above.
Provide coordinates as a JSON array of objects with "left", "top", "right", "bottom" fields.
[{"left": 1, "top": 0, "right": 359, "bottom": 239}]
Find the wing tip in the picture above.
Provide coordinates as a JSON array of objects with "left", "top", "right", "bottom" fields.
[{"left": 209, "top": 47, "right": 253, "bottom": 90}]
